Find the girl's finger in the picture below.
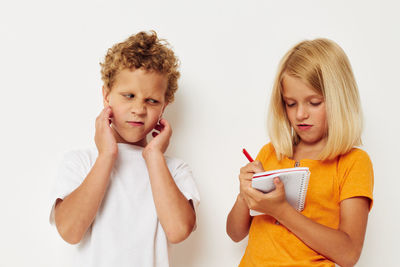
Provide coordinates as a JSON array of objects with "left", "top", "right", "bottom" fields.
[
  {"left": 273, "top": 177, "right": 285, "bottom": 192},
  {"left": 253, "top": 160, "right": 265, "bottom": 172}
]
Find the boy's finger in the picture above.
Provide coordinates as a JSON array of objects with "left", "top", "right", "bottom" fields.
[
  {"left": 96, "top": 107, "right": 108, "bottom": 121},
  {"left": 158, "top": 118, "right": 172, "bottom": 132},
  {"left": 104, "top": 107, "right": 113, "bottom": 123},
  {"left": 154, "top": 124, "right": 164, "bottom": 131},
  {"left": 158, "top": 117, "right": 168, "bottom": 126}
]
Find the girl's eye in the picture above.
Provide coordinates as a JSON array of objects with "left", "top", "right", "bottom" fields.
[
  {"left": 286, "top": 102, "right": 296, "bottom": 107},
  {"left": 310, "top": 102, "right": 322, "bottom": 106}
]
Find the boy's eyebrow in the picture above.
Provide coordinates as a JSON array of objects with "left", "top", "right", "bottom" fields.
[{"left": 118, "top": 89, "right": 163, "bottom": 99}]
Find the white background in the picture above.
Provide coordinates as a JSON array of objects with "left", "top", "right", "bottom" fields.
[{"left": 1, "top": 0, "right": 399, "bottom": 266}]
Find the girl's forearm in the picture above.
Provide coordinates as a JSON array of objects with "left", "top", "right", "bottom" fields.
[
  {"left": 144, "top": 151, "right": 196, "bottom": 244},
  {"left": 54, "top": 154, "right": 115, "bottom": 244},
  {"left": 275, "top": 202, "right": 367, "bottom": 267},
  {"left": 226, "top": 194, "right": 252, "bottom": 242}
]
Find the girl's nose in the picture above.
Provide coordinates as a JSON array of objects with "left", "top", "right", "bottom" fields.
[{"left": 296, "top": 105, "right": 309, "bottom": 121}]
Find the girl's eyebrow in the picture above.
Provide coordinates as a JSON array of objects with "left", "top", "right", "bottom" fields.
[
  {"left": 307, "top": 94, "right": 324, "bottom": 100},
  {"left": 282, "top": 96, "right": 296, "bottom": 101},
  {"left": 282, "top": 94, "right": 323, "bottom": 100}
]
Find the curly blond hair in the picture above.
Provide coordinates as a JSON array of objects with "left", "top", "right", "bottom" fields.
[{"left": 100, "top": 31, "right": 180, "bottom": 103}]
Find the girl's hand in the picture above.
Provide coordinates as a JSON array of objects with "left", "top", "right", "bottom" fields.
[
  {"left": 239, "top": 161, "right": 265, "bottom": 207},
  {"left": 94, "top": 106, "right": 118, "bottom": 157},
  {"left": 244, "top": 177, "right": 290, "bottom": 218},
  {"left": 143, "top": 118, "right": 171, "bottom": 157}
]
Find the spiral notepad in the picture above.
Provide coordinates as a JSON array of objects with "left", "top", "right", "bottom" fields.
[{"left": 250, "top": 167, "right": 310, "bottom": 216}]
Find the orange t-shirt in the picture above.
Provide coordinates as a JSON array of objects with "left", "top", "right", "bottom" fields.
[{"left": 239, "top": 143, "right": 374, "bottom": 267}]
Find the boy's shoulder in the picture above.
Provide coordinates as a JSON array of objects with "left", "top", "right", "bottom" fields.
[
  {"left": 61, "top": 145, "right": 192, "bottom": 177},
  {"left": 164, "top": 155, "right": 192, "bottom": 176},
  {"left": 61, "top": 146, "right": 98, "bottom": 168}
]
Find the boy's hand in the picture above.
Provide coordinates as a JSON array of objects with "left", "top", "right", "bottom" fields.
[
  {"left": 143, "top": 118, "right": 171, "bottom": 157},
  {"left": 95, "top": 106, "right": 118, "bottom": 157},
  {"left": 239, "top": 161, "right": 264, "bottom": 206}
]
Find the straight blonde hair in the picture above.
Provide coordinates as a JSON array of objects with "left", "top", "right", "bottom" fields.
[{"left": 268, "top": 39, "right": 363, "bottom": 161}]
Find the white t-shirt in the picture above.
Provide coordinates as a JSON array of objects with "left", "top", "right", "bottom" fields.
[{"left": 49, "top": 143, "right": 200, "bottom": 267}]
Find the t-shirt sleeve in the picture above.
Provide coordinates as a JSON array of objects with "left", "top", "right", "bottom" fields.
[
  {"left": 339, "top": 149, "right": 374, "bottom": 210},
  {"left": 170, "top": 160, "right": 200, "bottom": 211},
  {"left": 49, "top": 150, "right": 90, "bottom": 224},
  {"left": 255, "top": 143, "right": 274, "bottom": 168}
]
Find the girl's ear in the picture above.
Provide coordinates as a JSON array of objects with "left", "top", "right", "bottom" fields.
[{"left": 102, "top": 86, "right": 111, "bottom": 107}]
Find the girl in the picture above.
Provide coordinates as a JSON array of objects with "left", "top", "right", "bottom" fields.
[{"left": 226, "top": 39, "right": 373, "bottom": 267}]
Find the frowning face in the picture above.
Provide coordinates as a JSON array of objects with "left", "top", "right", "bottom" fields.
[{"left": 103, "top": 68, "right": 168, "bottom": 147}]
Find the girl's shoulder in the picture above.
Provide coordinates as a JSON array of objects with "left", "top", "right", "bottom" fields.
[
  {"left": 337, "top": 147, "right": 372, "bottom": 168},
  {"left": 340, "top": 147, "right": 370, "bottom": 160}
]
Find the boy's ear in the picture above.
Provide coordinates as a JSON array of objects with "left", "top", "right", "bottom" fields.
[
  {"left": 159, "top": 102, "right": 169, "bottom": 118},
  {"left": 102, "top": 86, "right": 111, "bottom": 107},
  {"left": 161, "top": 102, "right": 169, "bottom": 114}
]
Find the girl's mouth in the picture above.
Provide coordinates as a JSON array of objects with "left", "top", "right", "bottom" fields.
[{"left": 297, "top": 124, "right": 312, "bottom": 130}]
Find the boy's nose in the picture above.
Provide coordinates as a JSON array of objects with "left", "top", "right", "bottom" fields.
[{"left": 130, "top": 101, "right": 146, "bottom": 115}]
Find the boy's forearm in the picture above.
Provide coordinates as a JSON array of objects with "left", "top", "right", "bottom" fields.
[
  {"left": 226, "top": 194, "right": 252, "bottom": 242},
  {"left": 144, "top": 151, "right": 196, "bottom": 244},
  {"left": 54, "top": 154, "right": 116, "bottom": 244}
]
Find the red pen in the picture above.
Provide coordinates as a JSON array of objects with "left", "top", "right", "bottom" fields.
[{"left": 242, "top": 148, "right": 254, "bottom": 162}]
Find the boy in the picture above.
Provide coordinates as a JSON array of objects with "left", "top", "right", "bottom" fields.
[{"left": 49, "top": 31, "right": 200, "bottom": 267}]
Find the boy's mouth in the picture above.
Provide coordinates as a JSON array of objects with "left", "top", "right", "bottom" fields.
[{"left": 127, "top": 121, "right": 144, "bottom": 127}]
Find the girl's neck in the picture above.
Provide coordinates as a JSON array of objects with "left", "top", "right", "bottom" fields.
[{"left": 292, "top": 138, "right": 327, "bottom": 161}]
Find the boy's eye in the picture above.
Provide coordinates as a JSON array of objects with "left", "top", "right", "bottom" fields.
[
  {"left": 124, "top": 94, "right": 134, "bottom": 99},
  {"left": 146, "top": 99, "right": 159, "bottom": 104}
]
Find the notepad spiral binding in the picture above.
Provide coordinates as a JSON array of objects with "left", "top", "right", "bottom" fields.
[{"left": 296, "top": 171, "right": 310, "bottom": 211}]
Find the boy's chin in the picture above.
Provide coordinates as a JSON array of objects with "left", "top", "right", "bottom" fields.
[{"left": 111, "top": 126, "right": 148, "bottom": 146}]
